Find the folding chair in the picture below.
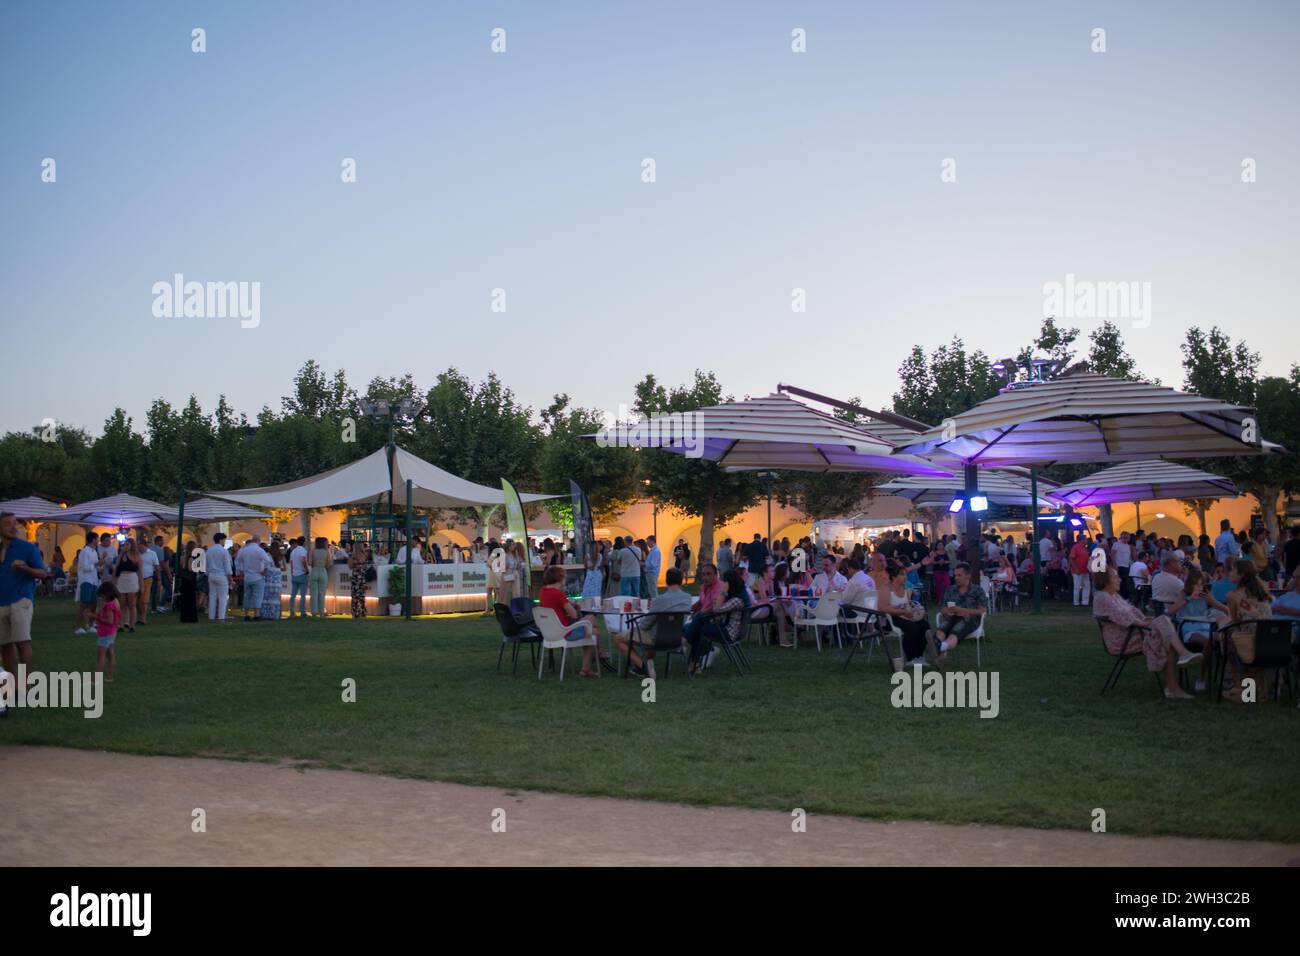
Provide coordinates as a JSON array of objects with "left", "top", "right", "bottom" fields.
[
  {"left": 1095, "top": 616, "right": 1161, "bottom": 693},
  {"left": 840, "top": 596, "right": 895, "bottom": 672},
  {"left": 690, "top": 606, "right": 752, "bottom": 675}
]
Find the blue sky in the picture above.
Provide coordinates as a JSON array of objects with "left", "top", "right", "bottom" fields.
[{"left": 2, "top": 0, "right": 1297, "bottom": 435}]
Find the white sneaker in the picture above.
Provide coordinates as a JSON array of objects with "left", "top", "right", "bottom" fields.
[
  {"left": 74, "top": 627, "right": 89, "bottom": 635},
  {"left": 645, "top": 659, "right": 656, "bottom": 680},
  {"left": 1177, "top": 652, "right": 1203, "bottom": 668}
]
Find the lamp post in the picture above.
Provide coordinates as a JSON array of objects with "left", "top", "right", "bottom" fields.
[{"left": 642, "top": 479, "right": 657, "bottom": 539}]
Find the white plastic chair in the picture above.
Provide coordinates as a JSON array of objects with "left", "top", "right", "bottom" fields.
[
  {"left": 533, "top": 606, "right": 598, "bottom": 681},
  {"left": 933, "top": 607, "right": 989, "bottom": 668},
  {"left": 791, "top": 592, "right": 842, "bottom": 652}
]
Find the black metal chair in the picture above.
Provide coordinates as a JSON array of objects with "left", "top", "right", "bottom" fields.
[
  {"left": 493, "top": 603, "right": 540, "bottom": 675},
  {"left": 621, "top": 611, "right": 687, "bottom": 679},
  {"left": 1214, "top": 619, "right": 1296, "bottom": 702},
  {"left": 1096, "top": 616, "right": 1161, "bottom": 693},
  {"left": 689, "top": 606, "right": 752, "bottom": 675},
  {"left": 839, "top": 604, "right": 894, "bottom": 672}
]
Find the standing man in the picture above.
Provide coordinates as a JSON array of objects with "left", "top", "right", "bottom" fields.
[
  {"left": 149, "top": 535, "right": 169, "bottom": 613},
  {"left": 98, "top": 532, "right": 118, "bottom": 584},
  {"left": 746, "top": 532, "right": 769, "bottom": 577},
  {"left": 617, "top": 536, "right": 642, "bottom": 598},
  {"left": 74, "top": 531, "right": 102, "bottom": 634},
  {"left": 288, "top": 537, "right": 309, "bottom": 617},
  {"left": 643, "top": 534, "right": 662, "bottom": 598},
  {"left": 0, "top": 512, "right": 48, "bottom": 682},
  {"left": 1111, "top": 531, "right": 1132, "bottom": 598},
  {"left": 205, "top": 533, "right": 232, "bottom": 623},
  {"left": 715, "top": 538, "right": 734, "bottom": 577},
  {"left": 234, "top": 535, "right": 273, "bottom": 622},
  {"left": 1214, "top": 519, "right": 1241, "bottom": 567},
  {"left": 137, "top": 536, "right": 159, "bottom": 625}
]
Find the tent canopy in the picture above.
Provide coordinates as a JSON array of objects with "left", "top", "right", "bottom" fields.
[
  {"left": 893, "top": 373, "right": 1275, "bottom": 467},
  {"left": 877, "top": 468, "right": 1060, "bottom": 508},
  {"left": 206, "top": 446, "right": 556, "bottom": 510},
  {"left": 598, "top": 393, "right": 951, "bottom": 476},
  {"left": 1048, "top": 460, "right": 1238, "bottom": 507},
  {"left": 33, "top": 493, "right": 180, "bottom": 526}
]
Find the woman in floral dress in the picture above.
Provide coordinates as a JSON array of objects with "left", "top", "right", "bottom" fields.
[
  {"left": 1092, "top": 566, "right": 1201, "bottom": 699},
  {"left": 349, "top": 541, "right": 368, "bottom": 618}
]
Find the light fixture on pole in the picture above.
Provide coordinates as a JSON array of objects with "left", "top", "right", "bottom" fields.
[{"left": 757, "top": 471, "right": 779, "bottom": 543}]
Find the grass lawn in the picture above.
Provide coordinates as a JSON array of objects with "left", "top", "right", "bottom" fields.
[{"left": 4, "top": 597, "right": 1298, "bottom": 843}]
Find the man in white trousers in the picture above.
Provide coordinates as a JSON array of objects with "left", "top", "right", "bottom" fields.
[{"left": 205, "top": 533, "right": 233, "bottom": 623}]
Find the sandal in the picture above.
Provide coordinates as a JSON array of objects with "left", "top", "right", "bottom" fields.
[{"left": 578, "top": 669, "right": 599, "bottom": 679}]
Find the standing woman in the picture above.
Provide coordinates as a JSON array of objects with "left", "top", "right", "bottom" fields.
[
  {"left": 502, "top": 540, "right": 522, "bottom": 602},
  {"left": 114, "top": 539, "right": 141, "bottom": 633},
  {"left": 178, "top": 541, "right": 199, "bottom": 623},
  {"left": 348, "top": 541, "right": 368, "bottom": 618},
  {"left": 309, "top": 536, "right": 331, "bottom": 617},
  {"left": 260, "top": 540, "right": 284, "bottom": 620}
]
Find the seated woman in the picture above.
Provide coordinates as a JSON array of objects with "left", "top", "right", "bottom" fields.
[
  {"left": 750, "top": 563, "right": 792, "bottom": 647},
  {"left": 682, "top": 568, "right": 747, "bottom": 674},
  {"left": 1165, "top": 567, "right": 1229, "bottom": 693},
  {"left": 992, "top": 553, "right": 1018, "bottom": 606},
  {"left": 931, "top": 562, "right": 989, "bottom": 663},
  {"left": 1092, "top": 566, "right": 1201, "bottom": 699},
  {"left": 1221, "top": 559, "right": 1274, "bottom": 702},
  {"left": 537, "top": 564, "right": 599, "bottom": 678},
  {"left": 883, "top": 561, "right": 931, "bottom": 670}
]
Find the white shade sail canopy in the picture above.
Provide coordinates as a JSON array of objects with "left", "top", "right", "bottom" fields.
[
  {"left": 1048, "top": 460, "right": 1238, "bottom": 507},
  {"left": 33, "top": 493, "right": 181, "bottom": 526},
  {"left": 606, "top": 394, "right": 951, "bottom": 477},
  {"left": 877, "top": 469, "right": 1060, "bottom": 508},
  {"left": 893, "top": 373, "right": 1273, "bottom": 467},
  {"left": 206, "top": 446, "right": 556, "bottom": 510},
  {"left": 176, "top": 497, "right": 273, "bottom": 523},
  {"left": 0, "top": 496, "right": 64, "bottom": 520}
]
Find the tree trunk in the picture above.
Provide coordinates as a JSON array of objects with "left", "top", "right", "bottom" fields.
[
  {"left": 1195, "top": 503, "right": 1208, "bottom": 539},
  {"left": 1245, "top": 485, "right": 1282, "bottom": 541},
  {"left": 698, "top": 497, "right": 716, "bottom": 577},
  {"left": 1099, "top": 503, "right": 1114, "bottom": 538},
  {"left": 477, "top": 505, "right": 497, "bottom": 541}
]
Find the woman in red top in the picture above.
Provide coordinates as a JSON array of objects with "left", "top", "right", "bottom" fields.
[
  {"left": 1069, "top": 535, "right": 1092, "bottom": 606},
  {"left": 537, "top": 565, "right": 599, "bottom": 678}
]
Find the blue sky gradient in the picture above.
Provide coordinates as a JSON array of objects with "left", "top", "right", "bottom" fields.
[{"left": 2, "top": 0, "right": 1297, "bottom": 434}]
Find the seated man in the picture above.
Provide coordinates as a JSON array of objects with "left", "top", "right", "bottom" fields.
[
  {"left": 616, "top": 567, "right": 693, "bottom": 677},
  {"left": 811, "top": 554, "right": 847, "bottom": 595},
  {"left": 1270, "top": 568, "right": 1300, "bottom": 640},
  {"left": 1149, "top": 555, "right": 1186, "bottom": 613},
  {"left": 931, "top": 562, "right": 988, "bottom": 663}
]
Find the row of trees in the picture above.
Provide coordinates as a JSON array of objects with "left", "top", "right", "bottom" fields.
[{"left": 2, "top": 320, "right": 1295, "bottom": 549}]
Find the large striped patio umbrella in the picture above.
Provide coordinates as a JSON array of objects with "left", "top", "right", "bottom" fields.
[
  {"left": 608, "top": 393, "right": 951, "bottom": 477},
  {"left": 33, "top": 493, "right": 180, "bottom": 527},
  {"left": 1048, "top": 460, "right": 1238, "bottom": 508}
]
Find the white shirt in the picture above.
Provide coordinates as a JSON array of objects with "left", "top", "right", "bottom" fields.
[
  {"left": 289, "top": 545, "right": 309, "bottom": 576},
  {"left": 1038, "top": 538, "right": 1054, "bottom": 561},
  {"left": 1112, "top": 540, "right": 1132, "bottom": 568},
  {"left": 1129, "top": 560, "right": 1150, "bottom": 585},
  {"left": 394, "top": 546, "right": 424, "bottom": 565},
  {"left": 139, "top": 547, "right": 159, "bottom": 579},
  {"left": 841, "top": 570, "right": 876, "bottom": 609},
  {"left": 206, "top": 543, "right": 233, "bottom": 578},
  {"left": 813, "top": 570, "right": 848, "bottom": 593},
  {"left": 234, "top": 544, "right": 272, "bottom": 581},
  {"left": 77, "top": 545, "right": 99, "bottom": 581}
]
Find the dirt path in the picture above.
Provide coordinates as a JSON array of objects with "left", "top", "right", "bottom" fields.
[{"left": 2, "top": 746, "right": 1296, "bottom": 866}]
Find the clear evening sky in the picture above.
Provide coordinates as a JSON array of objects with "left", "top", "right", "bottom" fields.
[{"left": 2, "top": 0, "right": 1296, "bottom": 436}]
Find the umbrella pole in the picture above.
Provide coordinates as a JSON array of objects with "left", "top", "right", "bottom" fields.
[
  {"left": 405, "top": 479, "right": 413, "bottom": 620},
  {"left": 1031, "top": 467, "right": 1042, "bottom": 614},
  {"left": 174, "top": 489, "right": 186, "bottom": 577},
  {"left": 963, "top": 463, "right": 981, "bottom": 570},
  {"left": 1135, "top": 501, "right": 1140, "bottom": 533}
]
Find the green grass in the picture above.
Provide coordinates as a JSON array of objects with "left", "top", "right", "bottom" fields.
[{"left": 5, "top": 599, "right": 1298, "bottom": 842}]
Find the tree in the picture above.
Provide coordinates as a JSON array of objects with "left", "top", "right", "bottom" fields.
[
  {"left": 144, "top": 395, "right": 216, "bottom": 498},
  {"left": 1181, "top": 327, "right": 1300, "bottom": 540},
  {"left": 0, "top": 425, "right": 93, "bottom": 502},
  {"left": 415, "top": 369, "right": 541, "bottom": 488},
  {"left": 1085, "top": 321, "right": 1141, "bottom": 380},
  {"left": 88, "top": 409, "right": 148, "bottom": 498},
  {"left": 537, "top": 394, "right": 642, "bottom": 525},
  {"left": 632, "top": 371, "right": 761, "bottom": 568},
  {"left": 890, "top": 337, "right": 1000, "bottom": 424},
  {"left": 1016, "top": 316, "right": 1080, "bottom": 372}
]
